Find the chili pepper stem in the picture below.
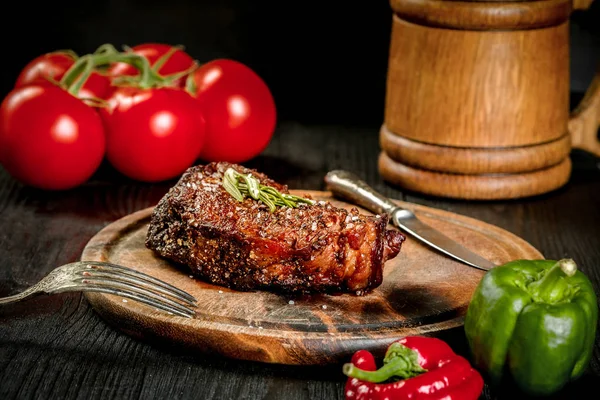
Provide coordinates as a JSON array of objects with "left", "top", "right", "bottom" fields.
[
  {"left": 342, "top": 357, "right": 424, "bottom": 383},
  {"left": 342, "top": 343, "right": 427, "bottom": 383},
  {"left": 529, "top": 258, "right": 578, "bottom": 304}
]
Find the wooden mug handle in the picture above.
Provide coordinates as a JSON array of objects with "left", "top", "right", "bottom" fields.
[
  {"left": 569, "top": 69, "right": 600, "bottom": 157},
  {"left": 573, "top": 0, "right": 594, "bottom": 9},
  {"left": 568, "top": 0, "right": 599, "bottom": 156}
]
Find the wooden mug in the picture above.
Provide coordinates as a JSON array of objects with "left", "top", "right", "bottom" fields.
[{"left": 379, "top": 0, "right": 600, "bottom": 200}]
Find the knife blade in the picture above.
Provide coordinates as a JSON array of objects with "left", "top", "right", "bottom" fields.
[{"left": 324, "top": 170, "right": 495, "bottom": 271}]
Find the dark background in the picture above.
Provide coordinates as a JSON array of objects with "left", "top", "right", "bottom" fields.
[
  {"left": 0, "top": 0, "right": 598, "bottom": 127},
  {"left": 0, "top": 4, "right": 599, "bottom": 400}
]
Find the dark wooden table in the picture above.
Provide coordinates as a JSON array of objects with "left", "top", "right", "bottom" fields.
[{"left": 0, "top": 121, "right": 598, "bottom": 399}]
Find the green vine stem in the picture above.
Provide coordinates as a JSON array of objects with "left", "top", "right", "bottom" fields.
[
  {"left": 151, "top": 45, "right": 181, "bottom": 72},
  {"left": 185, "top": 72, "right": 198, "bottom": 95},
  {"left": 67, "top": 56, "right": 96, "bottom": 96},
  {"left": 48, "top": 49, "right": 79, "bottom": 60},
  {"left": 93, "top": 43, "right": 119, "bottom": 56},
  {"left": 59, "top": 43, "right": 196, "bottom": 97}
]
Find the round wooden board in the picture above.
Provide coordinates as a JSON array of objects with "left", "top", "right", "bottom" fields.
[{"left": 81, "top": 190, "right": 542, "bottom": 365}]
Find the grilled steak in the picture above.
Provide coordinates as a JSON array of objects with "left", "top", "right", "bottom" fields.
[{"left": 145, "top": 162, "right": 405, "bottom": 295}]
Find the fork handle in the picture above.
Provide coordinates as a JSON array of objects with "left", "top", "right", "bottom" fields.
[{"left": 0, "top": 286, "right": 41, "bottom": 305}]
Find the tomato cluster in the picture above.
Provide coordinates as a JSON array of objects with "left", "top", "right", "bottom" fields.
[{"left": 0, "top": 43, "right": 277, "bottom": 190}]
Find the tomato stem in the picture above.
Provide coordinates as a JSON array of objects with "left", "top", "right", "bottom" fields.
[
  {"left": 185, "top": 72, "right": 198, "bottom": 95},
  {"left": 60, "top": 56, "right": 91, "bottom": 92},
  {"left": 59, "top": 43, "right": 195, "bottom": 97},
  {"left": 48, "top": 49, "right": 79, "bottom": 60},
  {"left": 151, "top": 45, "right": 180, "bottom": 72},
  {"left": 79, "top": 97, "right": 109, "bottom": 108},
  {"left": 68, "top": 56, "right": 96, "bottom": 96},
  {"left": 93, "top": 43, "right": 120, "bottom": 56},
  {"left": 165, "top": 62, "right": 198, "bottom": 85}
]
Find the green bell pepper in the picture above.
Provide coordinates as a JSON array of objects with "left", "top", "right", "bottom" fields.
[{"left": 464, "top": 258, "right": 598, "bottom": 396}]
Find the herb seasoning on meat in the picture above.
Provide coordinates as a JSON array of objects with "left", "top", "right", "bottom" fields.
[{"left": 145, "top": 162, "right": 405, "bottom": 295}]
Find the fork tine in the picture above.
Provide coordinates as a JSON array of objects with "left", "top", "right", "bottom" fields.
[
  {"left": 70, "top": 277, "right": 196, "bottom": 317},
  {"left": 81, "top": 262, "right": 197, "bottom": 304},
  {"left": 57, "top": 285, "right": 195, "bottom": 318},
  {"left": 83, "top": 269, "right": 197, "bottom": 308}
]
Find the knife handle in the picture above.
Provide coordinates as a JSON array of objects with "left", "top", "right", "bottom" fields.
[{"left": 324, "top": 170, "right": 398, "bottom": 215}]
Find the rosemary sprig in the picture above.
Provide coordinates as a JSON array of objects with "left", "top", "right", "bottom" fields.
[{"left": 222, "top": 168, "right": 314, "bottom": 212}]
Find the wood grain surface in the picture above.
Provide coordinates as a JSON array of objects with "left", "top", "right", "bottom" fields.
[
  {"left": 384, "top": 16, "right": 569, "bottom": 148},
  {"left": 79, "top": 191, "right": 542, "bottom": 365},
  {"left": 379, "top": 124, "right": 572, "bottom": 175},
  {"left": 378, "top": 151, "right": 572, "bottom": 200},
  {"left": 389, "top": 0, "right": 571, "bottom": 30},
  {"left": 1, "top": 123, "right": 599, "bottom": 400},
  {"left": 379, "top": 3, "right": 600, "bottom": 199}
]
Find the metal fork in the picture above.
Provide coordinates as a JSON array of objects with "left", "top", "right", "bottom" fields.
[{"left": 0, "top": 261, "right": 197, "bottom": 318}]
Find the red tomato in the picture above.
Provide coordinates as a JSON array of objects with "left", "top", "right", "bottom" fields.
[
  {"left": 0, "top": 84, "right": 105, "bottom": 190},
  {"left": 15, "top": 52, "right": 111, "bottom": 99},
  {"left": 15, "top": 53, "right": 74, "bottom": 87},
  {"left": 76, "top": 71, "right": 111, "bottom": 100},
  {"left": 109, "top": 43, "right": 195, "bottom": 87},
  {"left": 34, "top": 71, "right": 111, "bottom": 101},
  {"left": 187, "top": 59, "right": 276, "bottom": 163},
  {"left": 100, "top": 87, "right": 205, "bottom": 182}
]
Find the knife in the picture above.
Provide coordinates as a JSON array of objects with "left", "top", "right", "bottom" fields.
[{"left": 324, "top": 170, "right": 496, "bottom": 271}]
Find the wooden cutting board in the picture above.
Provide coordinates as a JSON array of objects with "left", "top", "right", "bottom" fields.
[{"left": 81, "top": 190, "right": 542, "bottom": 365}]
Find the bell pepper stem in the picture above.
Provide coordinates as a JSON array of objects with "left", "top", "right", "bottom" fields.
[
  {"left": 529, "top": 258, "right": 578, "bottom": 304},
  {"left": 342, "top": 343, "right": 427, "bottom": 383}
]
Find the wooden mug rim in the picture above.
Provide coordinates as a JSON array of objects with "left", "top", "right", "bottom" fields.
[{"left": 389, "top": 0, "right": 572, "bottom": 31}]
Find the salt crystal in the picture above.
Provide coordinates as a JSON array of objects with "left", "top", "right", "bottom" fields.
[
  {"left": 288, "top": 300, "right": 295, "bottom": 305},
  {"left": 122, "top": 299, "right": 128, "bottom": 303},
  {"left": 218, "top": 290, "right": 223, "bottom": 294},
  {"left": 321, "top": 305, "right": 327, "bottom": 310}
]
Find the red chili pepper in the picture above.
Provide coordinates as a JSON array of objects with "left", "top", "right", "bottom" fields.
[{"left": 343, "top": 336, "right": 484, "bottom": 400}]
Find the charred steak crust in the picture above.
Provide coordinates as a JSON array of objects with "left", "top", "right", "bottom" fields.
[{"left": 145, "top": 162, "right": 405, "bottom": 295}]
